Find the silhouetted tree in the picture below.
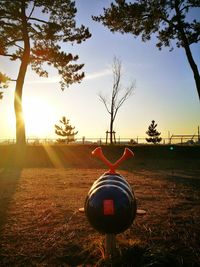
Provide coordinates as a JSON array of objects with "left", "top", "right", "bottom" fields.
[
  {"left": 93, "top": 0, "right": 200, "bottom": 100},
  {"left": 146, "top": 120, "right": 162, "bottom": 144},
  {"left": 0, "top": 0, "right": 91, "bottom": 146},
  {"left": 99, "top": 57, "right": 135, "bottom": 144},
  {"left": 0, "top": 72, "right": 10, "bottom": 99},
  {"left": 55, "top": 116, "right": 78, "bottom": 144}
]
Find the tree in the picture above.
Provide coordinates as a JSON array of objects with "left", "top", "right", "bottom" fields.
[
  {"left": 99, "top": 57, "right": 135, "bottom": 144},
  {"left": 93, "top": 0, "right": 200, "bottom": 100},
  {"left": 146, "top": 120, "right": 162, "bottom": 144},
  {"left": 55, "top": 116, "right": 78, "bottom": 144},
  {"left": 0, "top": 72, "right": 10, "bottom": 99},
  {"left": 0, "top": 0, "right": 91, "bottom": 146}
]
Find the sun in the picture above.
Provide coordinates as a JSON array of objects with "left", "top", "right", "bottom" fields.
[{"left": 23, "top": 97, "right": 57, "bottom": 138}]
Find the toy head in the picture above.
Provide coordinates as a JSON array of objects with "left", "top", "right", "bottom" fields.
[{"left": 85, "top": 147, "right": 137, "bottom": 234}]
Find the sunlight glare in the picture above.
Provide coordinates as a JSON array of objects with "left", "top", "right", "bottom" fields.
[{"left": 23, "top": 97, "right": 57, "bottom": 138}]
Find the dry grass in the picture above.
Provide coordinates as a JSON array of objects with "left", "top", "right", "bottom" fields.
[{"left": 0, "top": 168, "right": 200, "bottom": 266}]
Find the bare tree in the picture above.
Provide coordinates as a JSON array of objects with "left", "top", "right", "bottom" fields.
[{"left": 99, "top": 57, "right": 135, "bottom": 144}]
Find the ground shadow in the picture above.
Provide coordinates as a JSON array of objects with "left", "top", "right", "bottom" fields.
[
  {"left": 165, "top": 172, "right": 200, "bottom": 191},
  {"left": 0, "top": 168, "right": 22, "bottom": 233}
]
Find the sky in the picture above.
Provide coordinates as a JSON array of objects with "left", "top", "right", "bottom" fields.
[{"left": 0, "top": 0, "right": 200, "bottom": 142}]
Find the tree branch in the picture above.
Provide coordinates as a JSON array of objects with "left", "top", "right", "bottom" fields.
[
  {"left": 0, "top": 21, "right": 17, "bottom": 27},
  {"left": 27, "top": 0, "right": 36, "bottom": 19},
  {"left": 0, "top": 53, "right": 21, "bottom": 59},
  {"left": 99, "top": 93, "right": 111, "bottom": 114},
  {"left": 179, "top": 4, "right": 198, "bottom": 13},
  {"left": 5, "top": 38, "right": 23, "bottom": 47},
  {"left": 113, "top": 83, "right": 134, "bottom": 121},
  {"left": 28, "top": 17, "right": 49, "bottom": 24}
]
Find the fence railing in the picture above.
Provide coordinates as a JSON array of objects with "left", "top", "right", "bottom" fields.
[{"left": 0, "top": 135, "right": 199, "bottom": 145}]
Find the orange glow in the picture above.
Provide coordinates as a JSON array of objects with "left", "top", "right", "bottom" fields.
[
  {"left": 23, "top": 97, "right": 57, "bottom": 138},
  {"left": 43, "top": 145, "right": 64, "bottom": 168}
]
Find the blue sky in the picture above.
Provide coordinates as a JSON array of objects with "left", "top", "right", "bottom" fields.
[{"left": 0, "top": 0, "right": 199, "bottom": 141}]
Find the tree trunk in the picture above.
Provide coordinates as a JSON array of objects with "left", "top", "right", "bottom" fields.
[
  {"left": 181, "top": 33, "right": 200, "bottom": 100},
  {"left": 175, "top": 0, "right": 200, "bottom": 101},
  {"left": 14, "top": 89, "right": 25, "bottom": 146},
  {"left": 110, "top": 112, "right": 114, "bottom": 144},
  {"left": 109, "top": 120, "right": 113, "bottom": 144},
  {"left": 183, "top": 44, "right": 200, "bottom": 101},
  {"left": 15, "top": 1, "right": 30, "bottom": 146}
]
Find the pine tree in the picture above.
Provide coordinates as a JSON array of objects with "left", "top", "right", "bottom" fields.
[
  {"left": 93, "top": 1, "right": 200, "bottom": 100},
  {"left": 0, "top": 73, "right": 10, "bottom": 100},
  {"left": 55, "top": 116, "right": 78, "bottom": 144},
  {"left": 146, "top": 120, "right": 162, "bottom": 144},
  {"left": 0, "top": 1, "right": 91, "bottom": 146}
]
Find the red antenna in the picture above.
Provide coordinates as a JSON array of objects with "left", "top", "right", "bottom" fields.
[{"left": 92, "top": 147, "right": 134, "bottom": 174}]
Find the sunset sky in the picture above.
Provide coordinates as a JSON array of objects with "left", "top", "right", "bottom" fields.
[{"left": 0, "top": 0, "right": 199, "bottom": 141}]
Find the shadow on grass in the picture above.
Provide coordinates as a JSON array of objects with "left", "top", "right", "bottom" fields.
[
  {"left": 0, "top": 168, "right": 22, "bottom": 232},
  {"left": 56, "top": 243, "right": 195, "bottom": 267},
  {"left": 54, "top": 243, "right": 98, "bottom": 266},
  {"left": 108, "top": 244, "right": 199, "bottom": 267},
  {"left": 165, "top": 173, "right": 200, "bottom": 191}
]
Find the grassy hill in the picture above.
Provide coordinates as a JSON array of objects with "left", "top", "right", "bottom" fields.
[{"left": 0, "top": 144, "right": 199, "bottom": 170}]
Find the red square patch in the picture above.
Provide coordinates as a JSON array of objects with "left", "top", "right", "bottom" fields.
[{"left": 103, "top": 199, "right": 114, "bottom": 215}]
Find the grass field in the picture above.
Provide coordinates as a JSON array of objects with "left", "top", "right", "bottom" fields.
[{"left": 0, "top": 145, "right": 200, "bottom": 266}]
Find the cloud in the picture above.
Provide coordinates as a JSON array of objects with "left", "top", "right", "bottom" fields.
[
  {"left": 84, "top": 69, "right": 112, "bottom": 80},
  {"left": 25, "top": 76, "right": 60, "bottom": 84},
  {"left": 24, "top": 68, "right": 112, "bottom": 85}
]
